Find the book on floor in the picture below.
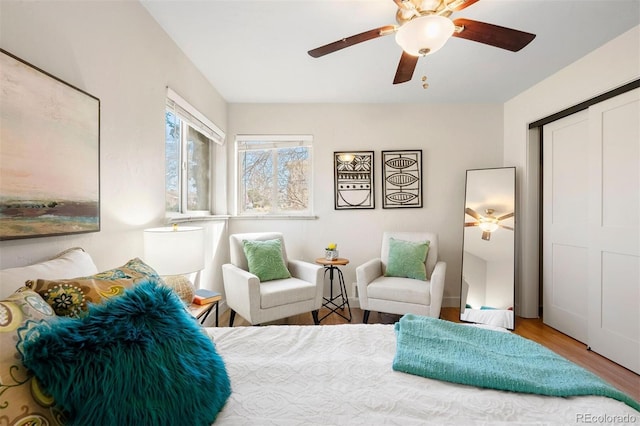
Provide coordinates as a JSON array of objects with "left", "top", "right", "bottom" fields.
[{"left": 193, "top": 288, "right": 221, "bottom": 305}]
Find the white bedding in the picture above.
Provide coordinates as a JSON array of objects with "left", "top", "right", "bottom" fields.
[{"left": 207, "top": 324, "right": 638, "bottom": 425}]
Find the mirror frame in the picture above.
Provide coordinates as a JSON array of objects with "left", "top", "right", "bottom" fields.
[{"left": 459, "top": 167, "right": 516, "bottom": 330}]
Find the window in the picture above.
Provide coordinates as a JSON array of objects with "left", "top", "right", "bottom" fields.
[
  {"left": 236, "top": 135, "right": 313, "bottom": 216},
  {"left": 165, "top": 88, "right": 224, "bottom": 215}
]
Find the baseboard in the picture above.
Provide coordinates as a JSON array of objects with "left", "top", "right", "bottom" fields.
[{"left": 442, "top": 296, "right": 460, "bottom": 308}]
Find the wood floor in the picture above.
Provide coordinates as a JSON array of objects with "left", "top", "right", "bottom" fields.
[{"left": 218, "top": 305, "right": 639, "bottom": 401}]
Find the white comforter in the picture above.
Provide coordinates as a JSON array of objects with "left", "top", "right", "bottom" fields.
[{"left": 207, "top": 324, "right": 638, "bottom": 425}]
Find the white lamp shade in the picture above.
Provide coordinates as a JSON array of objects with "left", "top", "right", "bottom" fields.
[
  {"left": 395, "top": 15, "right": 454, "bottom": 57},
  {"left": 143, "top": 226, "right": 205, "bottom": 276}
]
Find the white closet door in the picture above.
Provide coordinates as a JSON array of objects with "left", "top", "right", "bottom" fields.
[
  {"left": 543, "top": 110, "right": 590, "bottom": 343},
  {"left": 587, "top": 88, "right": 639, "bottom": 374}
]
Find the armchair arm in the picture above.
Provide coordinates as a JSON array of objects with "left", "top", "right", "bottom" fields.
[
  {"left": 428, "top": 260, "right": 447, "bottom": 318},
  {"left": 288, "top": 259, "right": 324, "bottom": 307},
  {"left": 222, "top": 263, "right": 261, "bottom": 321},
  {"left": 355, "top": 258, "right": 382, "bottom": 310}
]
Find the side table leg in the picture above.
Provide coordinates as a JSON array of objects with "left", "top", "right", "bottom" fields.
[{"left": 336, "top": 267, "right": 352, "bottom": 322}]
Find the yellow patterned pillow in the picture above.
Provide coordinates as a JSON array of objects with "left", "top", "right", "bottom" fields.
[
  {"left": 26, "top": 258, "right": 164, "bottom": 317},
  {"left": 0, "top": 287, "right": 65, "bottom": 425}
]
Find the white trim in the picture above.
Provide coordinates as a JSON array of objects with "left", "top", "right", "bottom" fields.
[
  {"left": 236, "top": 135, "right": 313, "bottom": 151},
  {"left": 236, "top": 134, "right": 312, "bottom": 142},
  {"left": 166, "top": 87, "right": 225, "bottom": 145},
  {"left": 231, "top": 215, "right": 318, "bottom": 220}
]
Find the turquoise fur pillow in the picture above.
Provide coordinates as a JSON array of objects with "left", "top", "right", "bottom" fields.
[
  {"left": 385, "top": 238, "right": 430, "bottom": 281},
  {"left": 242, "top": 238, "right": 291, "bottom": 282},
  {"left": 21, "top": 280, "right": 231, "bottom": 426}
]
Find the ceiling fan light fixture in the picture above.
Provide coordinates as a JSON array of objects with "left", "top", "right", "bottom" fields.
[
  {"left": 478, "top": 218, "right": 499, "bottom": 233},
  {"left": 395, "top": 15, "right": 454, "bottom": 57}
]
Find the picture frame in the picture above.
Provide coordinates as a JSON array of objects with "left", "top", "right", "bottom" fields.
[
  {"left": 334, "top": 151, "right": 374, "bottom": 210},
  {"left": 0, "top": 49, "right": 100, "bottom": 240},
  {"left": 382, "top": 150, "right": 423, "bottom": 209}
]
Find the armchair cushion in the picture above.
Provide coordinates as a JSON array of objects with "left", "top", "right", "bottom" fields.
[
  {"left": 368, "top": 276, "right": 431, "bottom": 305},
  {"left": 242, "top": 239, "right": 291, "bottom": 282},
  {"left": 260, "top": 277, "right": 317, "bottom": 309},
  {"left": 384, "top": 238, "right": 430, "bottom": 281}
]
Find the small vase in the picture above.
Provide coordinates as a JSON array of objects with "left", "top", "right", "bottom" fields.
[{"left": 325, "top": 249, "right": 339, "bottom": 261}]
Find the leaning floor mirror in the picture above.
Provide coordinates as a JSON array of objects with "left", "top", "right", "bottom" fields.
[{"left": 460, "top": 167, "right": 516, "bottom": 330}]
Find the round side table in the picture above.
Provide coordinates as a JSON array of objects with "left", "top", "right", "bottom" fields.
[{"left": 315, "top": 257, "right": 352, "bottom": 322}]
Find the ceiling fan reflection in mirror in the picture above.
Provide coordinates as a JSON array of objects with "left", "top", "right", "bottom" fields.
[
  {"left": 308, "top": 0, "right": 536, "bottom": 85},
  {"left": 465, "top": 207, "right": 513, "bottom": 241}
]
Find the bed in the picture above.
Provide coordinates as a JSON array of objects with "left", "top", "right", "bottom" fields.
[
  {"left": 2, "top": 247, "right": 638, "bottom": 425},
  {"left": 207, "top": 323, "right": 638, "bottom": 425}
]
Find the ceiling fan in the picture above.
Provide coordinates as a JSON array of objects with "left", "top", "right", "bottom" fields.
[
  {"left": 307, "top": 0, "right": 536, "bottom": 85},
  {"left": 465, "top": 207, "right": 513, "bottom": 241}
]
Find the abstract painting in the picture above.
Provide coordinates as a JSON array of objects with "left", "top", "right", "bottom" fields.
[
  {"left": 0, "top": 49, "right": 100, "bottom": 240},
  {"left": 334, "top": 151, "right": 374, "bottom": 210},
  {"left": 382, "top": 150, "right": 422, "bottom": 208}
]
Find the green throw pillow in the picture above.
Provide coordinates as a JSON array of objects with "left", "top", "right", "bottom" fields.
[
  {"left": 384, "top": 238, "right": 430, "bottom": 281},
  {"left": 242, "top": 239, "right": 291, "bottom": 282}
]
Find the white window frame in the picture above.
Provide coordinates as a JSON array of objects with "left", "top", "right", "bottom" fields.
[
  {"left": 166, "top": 88, "right": 225, "bottom": 218},
  {"left": 235, "top": 135, "right": 314, "bottom": 217}
]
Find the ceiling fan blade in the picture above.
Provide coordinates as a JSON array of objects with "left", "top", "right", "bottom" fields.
[
  {"left": 465, "top": 222, "right": 479, "bottom": 227},
  {"left": 452, "top": 18, "right": 536, "bottom": 52},
  {"left": 499, "top": 224, "right": 514, "bottom": 231},
  {"left": 481, "top": 231, "right": 491, "bottom": 241},
  {"left": 465, "top": 207, "right": 482, "bottom": 220},
  {"left": 497, "top": 211, "right": 514, "bottom": 221},
  {"left": 393, "top": 51, "right": 419, "bottom": 84},
  {"left": 308, "top": 25, "right": 396, "bottom": 58},
  {"left": 447, "top": 0, "right": 480, "bottom": 12}
]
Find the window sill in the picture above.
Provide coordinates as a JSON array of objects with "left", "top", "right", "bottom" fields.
[
  {"left": 231, "top": 215, "right": 318, "bottom": 220},
  {"left": 166, "top": 214, "right": 230, "bottom": 224}
]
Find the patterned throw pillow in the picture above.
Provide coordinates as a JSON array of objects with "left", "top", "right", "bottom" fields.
[
  {"left": 26, "top": 258, "right": 164, "bottom": 317},
  {"left": 0, "top": 288, "right": 65, "bottom": 425},
  {"left": 242, "top": 239, "right": 291, "bottom": 282},
  {"left": 22, "top": 281, "right": 231, "bottom": 426},
  {"left": 384, "top": 238, "right": 430, "bottom": 281}
]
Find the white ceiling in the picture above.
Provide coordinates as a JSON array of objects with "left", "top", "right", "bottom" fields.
[{"left": 141, "top": 0, "right": 640, "bottom": 104}]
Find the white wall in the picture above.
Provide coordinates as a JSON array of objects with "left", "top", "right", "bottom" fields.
[
  {"left": 226, "top": 103, "right": 504, "bottom": 306},
  {"left": 0, "top": 1, "right": 228, "bottom": 294},
  {"left": 504, "top": 25, "right": 640, "bottom": 317},
  {"left": 0, "top": 2, "right": 504, "bottom": 307}
]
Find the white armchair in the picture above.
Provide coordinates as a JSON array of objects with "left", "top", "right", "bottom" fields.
[
  {"left": 222, "top": 232, "right": 324, "bottom": 326},
  {"left": 356, "top": 231, "right": 446, "bottom": 323}
]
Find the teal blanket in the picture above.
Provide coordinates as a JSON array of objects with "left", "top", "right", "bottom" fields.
[{"left": 392, "top": 314, "right": 639, "bottom": 411}]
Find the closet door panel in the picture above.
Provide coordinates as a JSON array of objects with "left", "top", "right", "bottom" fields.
[
  {"left": 542, "top": 110, "right": 589, "bottom": 343},
  {"left": 587, "top": 88, "right": 639, "bottom": 374}
]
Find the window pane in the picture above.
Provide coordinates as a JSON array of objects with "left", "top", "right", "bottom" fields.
[
  {"left": 277, "top": 147, "right": 309, "bottom": 211},
  {"left": 186, "top": 126, "right": 210, "bottom": 211},
  {"left": 237, "top": 136, "right": 312, "bottom": 215},
  {"left": 241, "top": 150, "right": 273, "bottom": 213},
  {"left": 165, "top": 111, "right": 180, "bottom": 212}
]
